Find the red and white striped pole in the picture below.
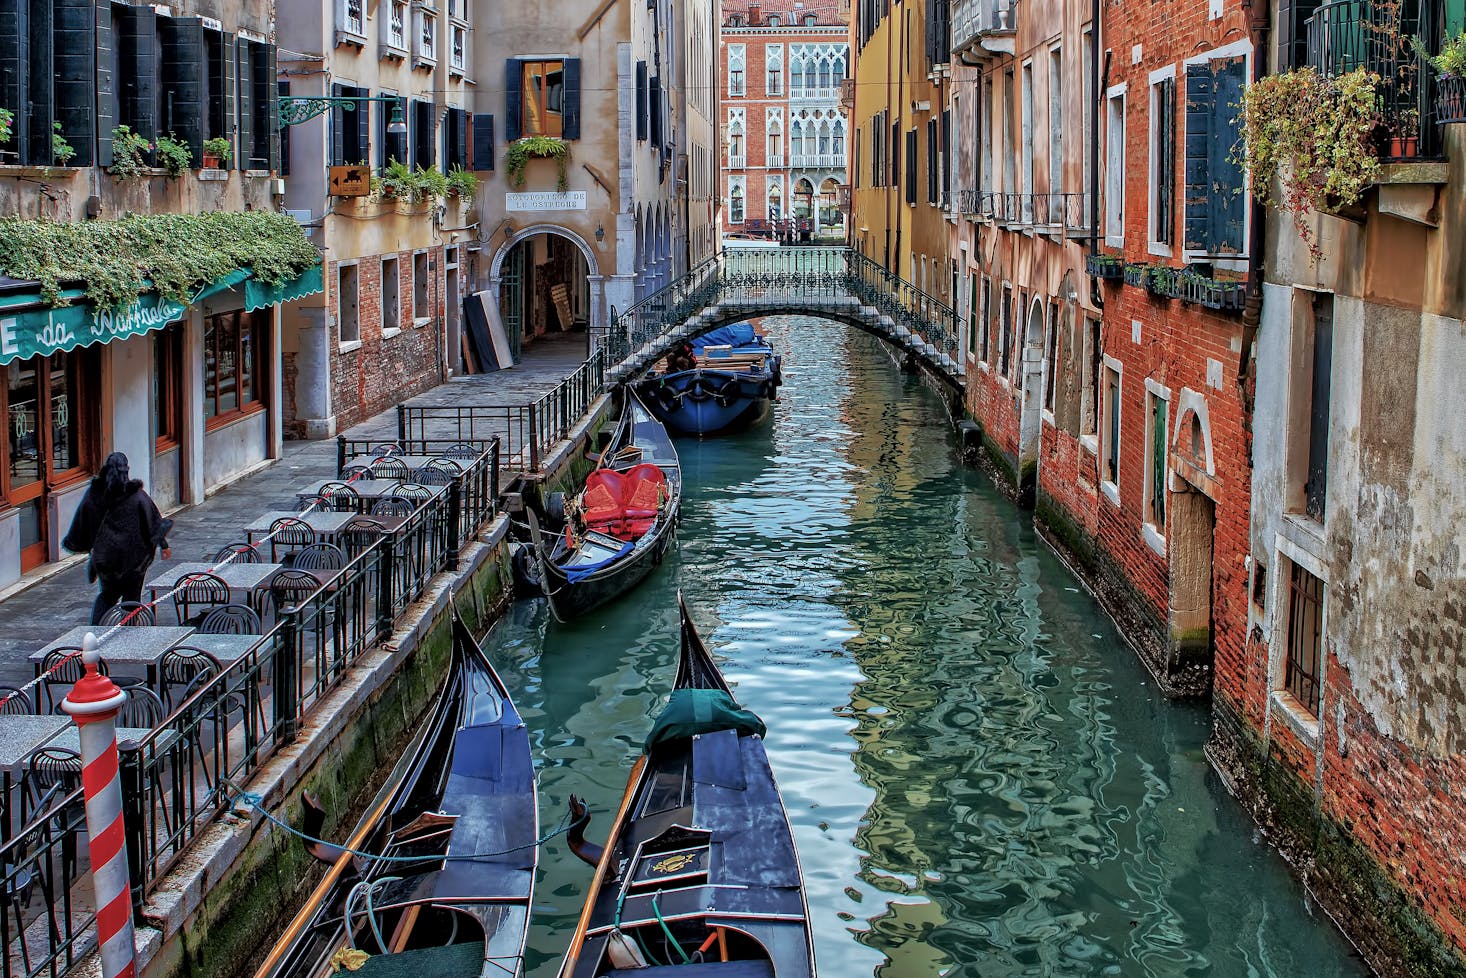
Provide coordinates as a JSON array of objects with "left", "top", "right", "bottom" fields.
[{"left": 61, "top": 633, "right": 137, "bottom": 978}]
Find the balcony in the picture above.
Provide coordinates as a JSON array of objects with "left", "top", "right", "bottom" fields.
[
  {"left": 956, "top": 190, "right": 1093, "bottom": 235},
  {"left": 1305, "top": 0, "right": 1446, "bottom": 160},
  {"left": 766, "top": 153, "right": 785, "bottom": 168},
  {"left": 840, "top": 78, "right": 855, "bottom": 113},
  {"left": 952, "top": 0, "right": 1015, "bottom": 61},
  {"left": 728, "top": 154, "right": 747, "bottom": 169},
  {"left": 789, "top": 86, "right": 843, "bottom": 101},
  {"left": 790, "top": 153, "right": 847, "bottom": 169}
]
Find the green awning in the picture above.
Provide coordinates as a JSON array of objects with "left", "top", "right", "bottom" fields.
[{"left": 0, "top": 264, "right": 322, "bottom": 366}]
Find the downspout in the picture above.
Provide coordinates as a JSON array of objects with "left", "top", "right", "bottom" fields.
[
  {"left": 1238, "top": 0, "right": 1271, "bottom": 469},
  {"left": 1090, "top": 43, "right": 1110, "bottom": 310}
]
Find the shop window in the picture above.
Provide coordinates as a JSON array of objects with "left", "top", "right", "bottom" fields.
[
  {"left": 382, "top": 256, "right": 401, "bottom": 333},
  {"left": 338, "top": 264, "right": 360, "bottom": 344},
  {"left": 1282, "top": 560, "right": 1324, "bottom": 716},
  {"left": 204, "top": 310, "right": 264, "bottom": 425},
  {"left": 153, "top": 324, "right": 184, "bottom": 449},
  {"left": 414, "top": 252, "right": 431, "bottom": 321}
]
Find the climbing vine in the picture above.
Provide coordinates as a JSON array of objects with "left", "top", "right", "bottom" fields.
[
  {"left": 0, "top": 211, "right": 321, "bottom": 311},
  {"left": 505, "top": 136, "right": 569, "bottom": 191}
]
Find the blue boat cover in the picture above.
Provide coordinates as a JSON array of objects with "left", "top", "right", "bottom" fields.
[{"left": 693, "top": 323, "right": 764, "bottom": 353}]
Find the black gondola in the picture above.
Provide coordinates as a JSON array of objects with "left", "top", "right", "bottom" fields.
[
  {"left": 558, "top": 594, "right": 817, "bottom": 977},
  {"left": 253, "top": 608, "right": 537, "bottom": 978},
  {"left": 526, "top": 389, "right": 682, "bottom": 623}
]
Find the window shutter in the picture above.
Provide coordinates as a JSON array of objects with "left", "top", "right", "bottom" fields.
[
  {"left": 926, "top": 118, "right": 937, "bottom": 203},
  {"left": 562, "top": 57, "right": 582, "bottom": 139},
  {"left": 278, "top": 80, "right": 290, "bottom": 175},
  {"left": 235, "top": 36, "right": 253, "bottom": 170},
  {"left": 1183, "top": 63, "right": 1213, "bottom": 252},
  {"left": 1210, "top": 57, "right": 1247, "bottom": 254},
  {"left": 160, "top": 17, "right": 206, "bottom": 159},
  {"left": 635, "top": 60, "right": 648, "bottom": 141},
  {"left": 1157, "top": 76, "right": 1174, "bottom": 246},
  {"left": 207, "top": 30, "right": 235, "bottom": 153},
  {"left": 905, "top": 127, "right": 916, "bottom": 204},
  {"left": 264, "top": 43, "right": 279, "bottom": 171},
  {"left": 890, "top": 119, "right": 899, "bottom": 188},
  {"left": 357, "top": 87, "right": 372, "bottom": 166},
  {"left": 941, "top": 107, "right": 951, "bottom": 194},
  {"left": 471, "top": 112, "right": 495, "bottom": 170},
  {"left": 331, "top": 83, "right": 346, "bottom": 166},
  {"left": 94, "top": 0, "right": 113, "bottom": 166},
  {"left": 505, "top": 59, "right": 523, "bottom": 141},
  {"left": 0, "top": 0, "right": 28, "bottom": 162},
  {"left": 118, "top": 4, "right": 157, "bottom": 146},
  {"left": 24, "top": 0, "right": 52, "bottom": 165},
  {"left": 382, "top": 96, "right": 405, "bottom": 167},
  {"left": 649, "top": 75, "right": 663, "bottom": 145}
]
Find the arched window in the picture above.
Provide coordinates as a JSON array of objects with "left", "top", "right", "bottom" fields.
[
  {"left": 730, "top": 180, "right": 745, "bottom": 223},
  {"left": 832, "top": 118, "right": 846, "bottom": 158},
  {"left": 818, "top": 57, "right": 833, "bottom": 90},
  {"left": 768, "top": 181, "right": 782, "bottom": 220},
  {"left": 789, "top": 57, "right": 803, "bottom": 93}
]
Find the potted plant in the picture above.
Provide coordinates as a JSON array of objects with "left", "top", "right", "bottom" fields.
[
  {"left": 1123, "top": 262, "right": 1150, "bottom": 288},
  {"left": 414, "top": 164, "right": 449, "bottom": 200},
  {"left": 377, "top": 159, "right": 419, "bottom": 201},
  {"left": 0, "top": 107, "right": 13, "bottom": 147},
  {"left": 505, "top": 135, "right": 569, "bottom": 191},
  {"left": 154, "top": 133, "right": 191, "bottom": 176},
  {"left": 1239, "top": 66, "right": 1381, "bottom": 261},
  {"left": 109, "top": 125, "right": 152, "bottom": 179},
  {"left": 1414, "top": 30, "right": 1466, "bottom": 123},
  {"left": 1144, "top": 264, "right": 1176, "bottom": 298},
  {"left": 51, "top": 121, "right": 75, "bottom": 166},
  {"left": 1385, "top": 108, "right": 1420, "bottom": 158},
  {"left": 1085, "top": 253, "right": 1124, "bottom": 280},
  {"left": 202, "top": 137, "right": 232, "bottom": 168},
  {"left": 447, "top": 164, "right": 477, "bottom": 201}
]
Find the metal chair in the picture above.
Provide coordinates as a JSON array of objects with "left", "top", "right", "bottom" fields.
[
  {"left": 340, "top": 519, "right": 387, "bottom": 558},
  {"left": 292, "top": 543, "right": 347, "bottom": 571},
  {"left": 371, "top": 458, "right": 410, "bottom": 481},
  {"left": 268, "top": 569, "right": 322, "bottom": 613},
  {"left": 172, "top": 572, "right": 232, "bottom": 626},
  {"left": 311, "top": 481, "right": 361, "bottom": 513},
  {"left": 391, "top": 483, "right": 433, "bottom": 505},
  {"left": 269, "top": 517, "right": 316, "bottom": 562},
  {"left": 117, "top": 686, "right": 166, "bottom": 730},
  {"left": 0, "top": 684, "right": 34, "bottom": 715},
  {"left": 442, "top": 443, "right": 481, "bottom": 460},
  {"left": 340, "top": 464, "right": 371, "bottom": 479},
  {"left": 413, "top": 458, "right": 463, "bottom": 486},
  {"left": 99, "top": 601, "right": 155, "bottom": 627},
  {"left": 215, "top": 542, "right": 261, "bottom": 564},
  {"left": 160, "top": 646, "right": 223, "bottom": 712},
  {"left": 38, "top": 648, "right": 102, "bottom": 712},
  {"left": 24, "top": 747, "right": 81, "bottom": 818},
  {"left": 370, "top": 496, "right": 416, "bottom": 517},
  {"left": 198, "top": 603, "right": 263, "bottom": 636},
  {"left": 371, "top": 442, "right": 403, "bottom": 455}
]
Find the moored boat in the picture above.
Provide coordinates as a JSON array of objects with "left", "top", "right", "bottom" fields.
[
  {"left": 634, "top": 323, "right": 782, "bottom": 436},
  {"left": 526, "top": 389, "right": 682, "bottom": 623},
  {"left": 557, "top": 594, "right": 816, "bottom": 977},
  {"left": 252, "top": 608, "right": 537, "bottom": 978}
]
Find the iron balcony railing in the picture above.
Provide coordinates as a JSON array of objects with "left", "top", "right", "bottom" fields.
[
  {"left": 957, "top": 189, "right": 1093, "bottom": 232},
  {"left": 1305, "top": 0, "right": 1446, "bottom": 160},
  {"left": 1, "top": 445, "right": 500, "bottom": 978}
]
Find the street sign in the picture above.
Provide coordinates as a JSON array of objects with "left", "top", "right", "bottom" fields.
[{"left": 329, "top": 165, "right": 371, "bottom": 197}]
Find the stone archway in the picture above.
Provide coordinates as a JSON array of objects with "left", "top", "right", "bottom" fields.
[
  {"left": 488, "top": 224, "right": 604, "bottom": 353},
  {"left": 1165, "top": 388, "right": 1221, "bottom": 696}
]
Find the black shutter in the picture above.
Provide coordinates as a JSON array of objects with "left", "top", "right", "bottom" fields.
[
  {"left": 331, "top": 83, "right": 345, "bottom": 166},
  {"left": 906, "top": 127, "right": 917, "bottom": 204},
  {"left": 0, "top": 0, "right": 26, "bottom": 163},
  {"left": 235, "top": 36, "right": 252, "bottom": 169},
  {"left": 941, "top": 107, "right": 951, "bottom": 194},
  {"left": 54, "top": 0, "right": 95, "bottom": 168},
  {"left": 1156, "top": 76, "right": 1174, "bottom": 246},
  {"left": 1183, "top": 63, "right": 1212, "bottom": 252},
  {"left": 890, "top": 119, "right": 899, "bottom": 188},
  {"left": 926, "top": 118, "right": 937, "bottom": 203},
  {"left": 452, "top": 107, "right": 467, "bottom": 168},
  {"left": 264, "top": 43, "right": 278, "bottom": 171},
  {"left": 635, "top": 60, "right": 648, "bottom": 141},
  {"left": 94, "top": 0, "right": 113, "bottom": 166},
  {"left": 411, "top": 99, "right": 435, "bottom": 168},
  {"left": 1210, "top": 57, "right": 1247, "bottom": 254},
  {"left": 25, "top": 0, "right": 52, "bottom": 165},
  {"left": 118, "top": 4, "right": 157, "bottom": 144},
  {"left": 382, "top": 96, "right": 405, "bottom": 167},
  {"left": 562, "top": 57, "right": 581, "bottom": 139},
  {"left": 505, "top": 59, "right": 523, "bottom": 141},
  {"left": 278, "top": 80, "right": 290, "bottom": 176},
  {"left": 471, "top": 112, "right": 495, "bottom": 170},
  {"left": 357, "top": 87, "right": 372, "bottom": 165},
  {"left": 649, "top": 75, "right": 663, "bottom": 145},
  {"left": 206, "top": 30, "right": 235, "bottom": 149},
  {"left": 160, "top": 17, "right": 206, "bottom": 159}
]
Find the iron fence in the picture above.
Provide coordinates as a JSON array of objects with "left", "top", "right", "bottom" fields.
[{"left": 0, "top": 787, "right": 88, "bottom": 978}]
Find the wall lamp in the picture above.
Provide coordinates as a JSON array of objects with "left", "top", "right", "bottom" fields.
[
  {"left": 594, "top": 225, "right": 605, "bottom": 242},
  {"left": 279, "top": 94, "right": 407, "bottom": 132}
]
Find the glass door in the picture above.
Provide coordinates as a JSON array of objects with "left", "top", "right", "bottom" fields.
[{"left": 4, "top": 351, "right": 89, "bottom": 572}]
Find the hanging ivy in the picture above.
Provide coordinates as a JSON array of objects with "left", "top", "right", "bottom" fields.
[
  {"left": 0, "top": 210, "right": 321, "bottom": 311},
  {"left": 505, "top": 136, "right": 570, "bottom": 191}
]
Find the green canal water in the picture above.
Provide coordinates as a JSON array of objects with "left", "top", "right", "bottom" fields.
[{"left": 486, "top": 318, "right": 1369, "bottom": 977}]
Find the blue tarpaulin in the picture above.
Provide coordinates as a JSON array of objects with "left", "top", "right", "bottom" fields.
[{"left": 693, "top": 323, "right": 762, "bottom": 353}]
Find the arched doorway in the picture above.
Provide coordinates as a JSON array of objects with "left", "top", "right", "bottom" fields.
[
  {"left": 819, "top": 177, "right": 842, "bottom": 236},
  {"left": 490, "top": 225, "right": 600, "bottom": 363}
]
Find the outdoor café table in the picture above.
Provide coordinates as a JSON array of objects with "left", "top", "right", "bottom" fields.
[
  {"left": 145, "top": 560, "right": 284, "bottom": 613},
  {"left": 185, "top": 633, "right": 264, "bottom": 666},
  {"left": 295, "top": 480, "right": 445, "bottom": 509},
  {"left": 244, "top": 510, "right": 358, "bottom": 545},
  {"left": 0, "top": 715, "right": 69, "bottom": 842},
  {"left": 30, "top": 625, "right": 197, "bottom": 691},
  {"left": 43, "top": 726, "right": 164, "bottom": 754}
]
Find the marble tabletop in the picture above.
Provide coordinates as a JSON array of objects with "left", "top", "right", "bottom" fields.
[
  {"left": 0, "top": 715, "right": 70, "bottom": 769},
  {"left": 145, "top": 561, "right": 284, "bottom": 594},
  {"left": 30, "top": 625, "right": 197, "bottom": 666}
]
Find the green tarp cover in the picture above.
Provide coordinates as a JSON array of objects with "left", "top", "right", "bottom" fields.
[
  {"left": 644, "top": 688, "right": 766, "bottom": 751},
  {"left": 0, "top": 264, "right": 323, "bottom": 366}
]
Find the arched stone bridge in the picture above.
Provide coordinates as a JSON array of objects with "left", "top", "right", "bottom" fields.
[{"left": 592, "top": 247, "right": 964, "bottom": 395}]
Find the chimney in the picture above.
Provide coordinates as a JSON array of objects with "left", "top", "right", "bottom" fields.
[{"left": 749, "top": 3, "right": 762, "bottom": 24}]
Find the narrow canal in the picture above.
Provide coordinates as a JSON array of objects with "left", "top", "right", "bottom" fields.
[{"left": 486, "top": 317, "right": 1369, "bottom": 976}]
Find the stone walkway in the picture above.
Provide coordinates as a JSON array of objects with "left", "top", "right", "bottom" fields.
[{"left": 0, "top": 333, "right": 589, "bottom": 688}]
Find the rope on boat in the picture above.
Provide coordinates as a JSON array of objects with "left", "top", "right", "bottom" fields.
[{"left": 224, "top": 781, "right": 576, "bottom": 863}]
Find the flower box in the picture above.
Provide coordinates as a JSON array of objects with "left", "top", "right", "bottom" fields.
[
  {"left": 1085, "top": 253, "right": 1125, "bottom": 280},
  {"left": 1123, "top": 262, "right": 1150, "bottom": 288},
  {"left": 1144, "top": 265, "right": 1176, "bottom": 298}
]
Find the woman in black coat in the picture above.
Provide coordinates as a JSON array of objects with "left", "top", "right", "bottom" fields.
[{"left": 63, "top": 452, "right": 173, "bottom": 625}]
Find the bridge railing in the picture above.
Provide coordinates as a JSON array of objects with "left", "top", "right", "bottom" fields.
[
  {"left": 845, "top": 250, "right": 959, "bottom": 364},
  {"left": 591, "top": 256, "right": 722, "bottom": 367}
]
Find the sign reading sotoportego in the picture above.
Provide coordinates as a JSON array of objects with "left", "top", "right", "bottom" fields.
[{"left": 505, "top": 191, "right": 588, "bottom": 212}]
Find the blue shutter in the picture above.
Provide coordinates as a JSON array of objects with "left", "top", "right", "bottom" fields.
[
  {"left": 635, "top": 61, "right": 648, "bottom": 141},
  {"left": 505, "top": 59, "right": 523, "bottom": 141},
  {"left": 472, "top": 112, "right": 495, "bottom": 170},
  {"left": 1183, "top": 64, "right": 1213, "bottom": 252},
  {"left": 562, "top": 57, "right": 582, "bottom": 139},
  {"left": 1210, "top": 57, "right": 1247, "bottom": 255}
]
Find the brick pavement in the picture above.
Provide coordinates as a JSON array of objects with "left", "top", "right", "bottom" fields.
[{"left": 0, "top": 334, "right": 589, "bottom": 688}]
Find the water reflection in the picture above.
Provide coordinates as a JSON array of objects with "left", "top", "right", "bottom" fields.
[{"left": 482, "top": 319, "right": 1365, "bottom": 978}]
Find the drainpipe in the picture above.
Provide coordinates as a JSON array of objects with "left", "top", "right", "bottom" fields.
[
  {"left": 1238, "top": 0, "right": 1271, "bottom": 468},
  {"left": 1089, "top": 43, "right": 1110, "bottom": 310}
]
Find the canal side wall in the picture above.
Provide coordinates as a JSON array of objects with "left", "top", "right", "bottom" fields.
[{"left": 119, "top": 524, "right": 516, "bottom": 978}]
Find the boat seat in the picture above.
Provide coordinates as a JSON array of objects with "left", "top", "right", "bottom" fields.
[
  {"left": 347, "top": 940, "right": 485, "bottom": 978},
  {"left": 606, "top": 962, "right": 774, "bottom": 977},
  {"left": 577, "top": 464, "right": 667, "bottom": 541}
]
